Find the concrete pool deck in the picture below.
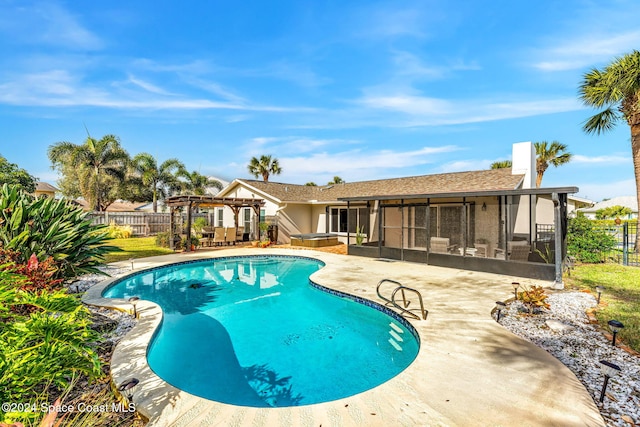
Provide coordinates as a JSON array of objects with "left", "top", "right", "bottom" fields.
[{"left": 83, "top": 248, "right": 605, "bottom": 427}]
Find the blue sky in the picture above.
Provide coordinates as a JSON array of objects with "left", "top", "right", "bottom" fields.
[{"left": 0, "top": 0, "right": 638, "bottom": 201}]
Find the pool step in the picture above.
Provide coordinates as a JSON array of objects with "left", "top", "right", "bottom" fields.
[
  {"left": 389, "top": 322, "right": 404, "bottom": 334},
  {"left": 388, "top": 338, "right": 402, "bottom": 351},
  {"left": 389, "top": 330, "right": 403, "bottom": 342}
]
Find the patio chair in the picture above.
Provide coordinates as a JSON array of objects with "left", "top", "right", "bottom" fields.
[
  {"left": 212, "top": 227, "right": 226, "bottom": 246},
  {"left": 199, "top": 226, "right": 215, "bottom": 247},
  {"left": 225, "top": 227, "right": 237, "bottom": 246},
  {"left": 430, "top": 237, "right": 455, "bottom": 254},
  {"left": 474, "top": 242, "right": 488, "bottom": 258},
  {"left": 508, "top": 244, "right": 531, "bottom": 261}
]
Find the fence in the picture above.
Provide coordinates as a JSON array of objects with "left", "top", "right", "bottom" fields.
[
  {"left": 87, "top": 212, "right": 211, "bottom": 236},
  {"left": 595, "top": 222, "right": 639, "bottom": 266}
]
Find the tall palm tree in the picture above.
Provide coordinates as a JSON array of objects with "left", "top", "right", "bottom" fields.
[
  {"left": 247, "top": 155, "right": 282, "bottom": 182},
  {"left": 132, "top": 153, "right": 184, "bottom": 212},
  {"left": 490, "top": 160, "right": 512, "bottom": 169},
  {"left": 48, "top": 135, "right": 129, "bottom": 211},
  {"left": 580, "top": 50, "right": 640, "bottom": 250},
  {"left": 534, "top": 141, "right": 572, "bottom": 188},
  {"left": 178, "top": 170, "right": 223, "bottom": 195}
]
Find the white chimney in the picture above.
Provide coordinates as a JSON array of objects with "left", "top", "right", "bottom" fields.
[{"left": 512, "top": 141, "right": 535, "bottom": 189}]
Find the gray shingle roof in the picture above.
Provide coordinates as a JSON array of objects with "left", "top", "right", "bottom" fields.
[{"left": 237, "top": 168, "right": 524, "bottom": 203}]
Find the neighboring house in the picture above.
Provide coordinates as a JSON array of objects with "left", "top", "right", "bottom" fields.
[
  {"left": 33, "top": 182, "right": 58, "bottom": 198},
  {"left": 578, "top": 196, "right": 638, "bottom": 219},
  {"left": 74, "top": 199, "right": 149, "bottom": 212},
  {"left": 216, "top": 142, "right": 577, "bottom": 282}
]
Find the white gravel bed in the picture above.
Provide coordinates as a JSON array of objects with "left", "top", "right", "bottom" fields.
[
  {"left": 68, "top": 266, "right": 136, "bottom": 341},
  {"left": 498, "top": 292, "right": 639, "bottom": 427}
]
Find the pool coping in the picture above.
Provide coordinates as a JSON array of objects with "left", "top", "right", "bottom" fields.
[{"left": 83, "top": 248, "right": 606, "bottom": 427}]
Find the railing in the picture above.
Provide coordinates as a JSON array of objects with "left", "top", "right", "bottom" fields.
[
  {"left": 595, "top": 222, "right": 639, "bottom": 266},
  {"left": 376, "top": 279, "right": 428, "bottom": 320}
]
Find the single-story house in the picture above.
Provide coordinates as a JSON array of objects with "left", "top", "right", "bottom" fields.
[
  {"left": 214, "top": 142, "right": 577, "bottom": 283},
  {"left": 33, "top": 182, "right": 59, "bottom": 198},
  {"left": 578, "top": 195, "right": 638, "bottom": 220}
]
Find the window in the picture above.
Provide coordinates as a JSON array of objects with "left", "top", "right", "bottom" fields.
[
  {"left": 243, "top": 208, "right": 251, "bottom": 231},
  {"left": 330, "top": 207, "right": 368, "bottom": 233},
  {"left": 216, "top": 208, "right": 224, "bottom": 227}
]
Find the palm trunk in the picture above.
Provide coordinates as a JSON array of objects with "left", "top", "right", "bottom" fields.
[{"left": 630, "top": 113, "right": 640, "bottom": 253}]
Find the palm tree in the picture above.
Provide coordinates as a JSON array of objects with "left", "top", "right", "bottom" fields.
[
  {"left": 490, "top": 160, "right": 512, "bottom": 169},
  {"left": 48, "top": 135, "right": 129, "bottom": 211},
  {"left": 247, "top": 155, "right": 282, "bottom": 182},
  {"left": 580, "top": 50, "right": 640, "bottom": 250},
  {"left": 178, "top": 170, "right": 222, "bottom": 195},
  {"left": 534, "top": 141, "right": 572, "bottom": 188},
  {"left": 327, "top": 176, "right": 344, "bottom": 184},
  {"left": 132, "top": 153, "right": 185, "bottom": 212}
]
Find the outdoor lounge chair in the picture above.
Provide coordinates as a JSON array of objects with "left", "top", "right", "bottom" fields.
[
  {"left": 430, "top": 237, "right": 455, "bottom": 254},
  {"left": 212, "top": 227, "right": 226, "bottom": 246},
  {"left": 508, "top": 243, "right": 531, "bottom": 261},
  {"left": 225, "top": 227, "right": 237, "bottom": 246}
]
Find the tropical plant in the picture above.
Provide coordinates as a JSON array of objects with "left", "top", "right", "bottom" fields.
[
  {"left": 490, "top": 160, "right": 512, "bottom": 169},
  {"left": 258, "top": 222, "right": 269, "bottom": 241},
  {"left": 595, "top": 205, "right": 633, "bottom": 220},
  {"left": 0, "top": 249, "right": 64, "bottom": 293},
  {"left": 534, "top": 141, "right": 572, "bottom": 188},
  {"left": 580, "top": 50, "right": 640, "bottom": 250},
  {"left": 0, "top": 184, "right": 117, "bottom": 279},
  {"left": 247, "top": 155, "right": 282, "bottom": 182},
  {"left": 48, "top": 134, "right": 130, "bottom": 211},
  {"left": 355, "top": 226, "right": 365, "bottom": 245},
  {"left": 178, "top": 170, "right": 222, "bottom": 195},
  {"left": 327, "top": 176, "right": 344, "bottom": 184},
  {"left": 131, "top": 153, "right": 184, "bottom": 212},
  {"left": 304, "top": 182, "right": 317, "bottom": 186},
  {"left": 0, "top": 154, "right": 37, "bottom": 193},
  {"left": 517, "top": 285, "right": 550, "bottom": 314},
  {"left": 0, "top": 270, "right": 102, "bottom": 421},
  {"left": 566, "top": 213, "right": 617, "bottom": 263}
]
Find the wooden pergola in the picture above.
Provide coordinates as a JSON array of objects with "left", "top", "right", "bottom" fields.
[{"left": 165, "top": 195, "right": 265, "bottom": 252}]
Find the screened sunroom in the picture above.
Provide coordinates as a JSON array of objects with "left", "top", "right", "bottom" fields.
[{"left": 341, "top": 187, "right": 577, "bottom": 282}]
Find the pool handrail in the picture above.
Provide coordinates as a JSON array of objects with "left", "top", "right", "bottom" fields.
[{"left": 376, "top": 279, "right": 428, "bottom": 321}]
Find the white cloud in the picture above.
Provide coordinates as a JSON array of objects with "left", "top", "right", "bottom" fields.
[
  {"left": 126, "top": 75, "right": 175, "bottom": 96},
  {"left": 572, "top": 154, "right": 630, "bottom": 164},
  {"left": 0, "top": 2, "right": 103, "bottom": 50},
  {"left": 532, "top": 28, "right": 640, "bottom": 71},
  {"left": 575, "top": 179, "right": 636, "bottom": 202}
]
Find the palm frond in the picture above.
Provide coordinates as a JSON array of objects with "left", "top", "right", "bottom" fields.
[{"left": 582, "top": 108, "right": 621, "bottom": 135}]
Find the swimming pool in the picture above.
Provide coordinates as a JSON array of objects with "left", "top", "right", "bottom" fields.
[{"left": 103, "top": 255, "right": 419, "bottom": 407}]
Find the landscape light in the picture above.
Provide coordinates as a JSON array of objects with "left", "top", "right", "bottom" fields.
[
  {"left": 598, "top": 360, "right": 621, "bottom": 403},
  {"left": 512, "top": 282, "right": 520, "bottom": 300},
  {"left": 118, "top": 378, "right": 140, "bottom": 402},
  {"left": 129, "top": 257, "right": 135, "bottom": 270},
  {"left": 607, "top": 320, "right": 624, "bottom": 347},
  {"left": 128, "top": 296, "right": 140, "bottom": 318},
  {"left": 495, "top": 301, "right": 507, "bottom": 322},
  {"left": 595, "top": 286, "right": 605, "bottom": 304}
]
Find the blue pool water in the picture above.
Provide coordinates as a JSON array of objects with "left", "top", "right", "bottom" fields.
[{"left": 103, "top": 256, "right": 419, "bottom": 407}]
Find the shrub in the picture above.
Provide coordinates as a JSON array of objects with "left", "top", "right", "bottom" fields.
[
  {"left": 0, "top": 270, "right": 102, "bottom": 421},
  {"left": 0, "top": 249, "right": 64, "bottom": 292},
  {"left": 0, "top": 184, "right": 117, "bottom": 279},
  {"left": 155, "top": 231, "right": 171, "bottom": 248},
  {"left": 193, "top": 217, "right": 208, "bottom": 235},
  {"left": 106, "top": 221, "right": 133, "bottom": 239},
  {"left": 566, "top": 213, "right": 617, "bottom": 263}
]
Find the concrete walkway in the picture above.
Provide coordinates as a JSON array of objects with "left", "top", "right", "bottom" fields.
[{"left": 84, "top": 248, "right": 605, "bottom": 427}]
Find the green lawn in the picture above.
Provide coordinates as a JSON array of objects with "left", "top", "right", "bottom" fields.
[
  {"left": 102, "top": 236, "right": 174, "bottom": 263},
  {"left": 566, "top": 263, "right": 640, "bottom": 352}
]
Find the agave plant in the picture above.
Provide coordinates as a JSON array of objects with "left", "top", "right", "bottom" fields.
[{"left": 0, "top": 184, "right": 118, "bottom": 279}]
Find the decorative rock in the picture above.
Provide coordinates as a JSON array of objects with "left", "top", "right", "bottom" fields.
[
  {"left": 545, "top": 319, "right": 575, "bottom": 333},
  {"left": 501, "top": 292, "right": 640, "bottom": 427}
]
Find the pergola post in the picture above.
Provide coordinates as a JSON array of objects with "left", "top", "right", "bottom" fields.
[
  {"left": 169, "top": 206, "right": 175, "bottom": 251},
  {"left": 185, "top": 201, "right": 193, "bottom": 252}
]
